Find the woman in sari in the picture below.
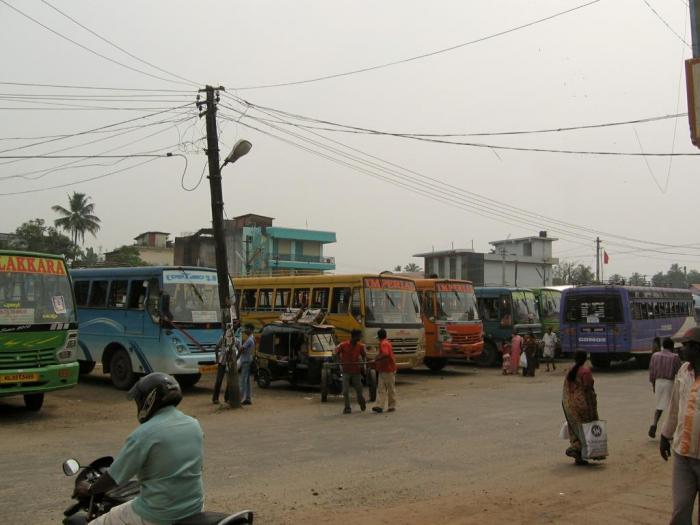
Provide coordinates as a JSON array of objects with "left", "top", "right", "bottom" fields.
[{"left": 562, "top": 350, "right": 599, "bottom": 465}]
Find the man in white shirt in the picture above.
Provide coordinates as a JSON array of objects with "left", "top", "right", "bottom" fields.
[{"left": 542, "top": 327, "right": 557, "bottom": 372}]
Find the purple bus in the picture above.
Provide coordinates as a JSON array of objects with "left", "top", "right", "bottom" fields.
[{"left": 560, "top": 285, "right": 696, "bottom": 368}]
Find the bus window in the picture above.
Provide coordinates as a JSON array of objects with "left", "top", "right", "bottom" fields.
[
  {"left": 274, "top": 289, "right": 291, "bottom": 311},
  {"left": 564, "top": 294, "right": 623, "bottom": 323},
  {"left": 422, "top": 291, "right": 435, "bottom": 319},
  {"left": 128, "top": 280, "right": 147, "bottom": 310},
  {"left": 499, "top": 295, "right": 512, "bottom": 327},
  {"left": 331, "top": 287, "right": 351, "bottom": 314},
  {"left": 351, "top": 288, "right": 361, "bottom": 319},
  {"left": 292, "top": 288, "right": 310, "bottom": 308},
  {"left": 74, "top": 281, "right": 89, "bottom": 307},
  {"left": 145, "top": 278, "right": 161, "bottom": 322},
  {"left": 88, "top": 280, "right": 108, "bottom": 308},
  {"left": 241, "top": 289, "right": 257, "bottom": 311},
  {"left": 478, "top": 297, "right": 498, "bottom": 321},
  {"left": 108, "top": 280, "right": 128, "bottom": 309},
  {"left": 312, "top": 288, "right": 330, "bottom": 309},
  {"left": 258, "top": 289, "right": 273, "bottom": 311}
]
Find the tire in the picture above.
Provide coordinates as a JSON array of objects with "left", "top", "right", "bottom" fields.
[
  {"left": 590, "top": 354, "right": 611, "bottom": 369},
  {"left": 424, "top": 357, "right": 448, "bottom": 372},
  {"left": 176, "top": 374, "right": 201, "bottom": 388},
  {"left": 110, "top": 349, "right": 136, "bottom": 390},
  {"left": 78, "top": 360, "right": 96, "bottom": 375},
  {"left": 635, "top": 354, "right": 651, "bottom": 369},
  {"left": 476, "top": 341, "right": 499, "bottom": 367},
  {"left": 23, "top": 393, "right": 44, "bottom": 411},
  {"left": 256, "top": 368, "right": 272, "bottom": 389},
  {"left": 320, "top": 367, "right": 329, "bottom": 402}
]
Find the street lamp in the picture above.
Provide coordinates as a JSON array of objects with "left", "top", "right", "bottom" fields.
[{"left": 222, "top": 139, "right": 252, "bottom": 169}]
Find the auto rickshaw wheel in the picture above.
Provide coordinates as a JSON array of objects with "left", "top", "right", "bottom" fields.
[
  {"left": 320, "top": 367, "right": 329, "bottom": 402},
  {"left": 256, "top": 368, "right": 272, "bottom": 389}
]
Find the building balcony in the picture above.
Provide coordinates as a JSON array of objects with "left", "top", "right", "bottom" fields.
[{"left": 269, "top": 253, "right": 335, "bottom": 270}]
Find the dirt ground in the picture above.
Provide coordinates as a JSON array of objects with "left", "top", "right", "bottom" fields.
[{"left": 0, "top": 360, "right": 685, "bottom": 524}]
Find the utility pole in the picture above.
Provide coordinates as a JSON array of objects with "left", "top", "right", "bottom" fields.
[
  {"left": 199, "top": 85, "right": 241, "bottom": 409},
  {"left": 595, "top": 237, "right": 601, "bottom": 283},
  {"left": 500, "top": 246, "right": 507, "bottom": 286},
  {"left": 691, "top": 1, "right": 700, "bottom": 57}
]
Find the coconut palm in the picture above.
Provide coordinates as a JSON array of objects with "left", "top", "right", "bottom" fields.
[{"left": 52, "top": 192, "right": 101, "bottom": 246}]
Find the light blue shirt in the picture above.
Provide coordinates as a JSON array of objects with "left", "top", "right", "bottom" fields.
[
  {"left": 239, "top": 335, "right": 254, "bottom": 363},
  {"left": 108, "top": 406, "right": 204, "bottom": 525}
]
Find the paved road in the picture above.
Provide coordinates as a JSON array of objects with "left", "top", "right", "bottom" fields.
[{"left": 0, "top": 361, "right": 683, "bottom": 524}]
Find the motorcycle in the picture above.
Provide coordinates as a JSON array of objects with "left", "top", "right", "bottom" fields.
[{"left": 61, "top": 457, "right": 254, "bottom": 525}]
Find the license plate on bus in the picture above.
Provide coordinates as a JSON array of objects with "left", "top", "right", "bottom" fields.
[
  {"left": 0, "top": 372, "right": 40, "bottom": 384},
  {"left": 198, "top": 365, "right": 218, "bottom": 374}
]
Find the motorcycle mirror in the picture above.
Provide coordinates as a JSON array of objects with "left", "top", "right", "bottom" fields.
[{"left": 62, "top": 458, "right": 80, "bottom": 476}]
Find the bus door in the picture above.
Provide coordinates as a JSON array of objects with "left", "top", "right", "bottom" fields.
[{"left": 125, "top": 279, "right": 148, "bottom": 336}]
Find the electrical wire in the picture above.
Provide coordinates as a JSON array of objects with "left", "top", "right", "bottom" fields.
[
  {"left": 640, "top": 0, "right": 691, "bottom": 47},
  {"left": 0, "top": 81, "right": 192, "bottom": 92},
  {"left": 231, "top": 0, "right": 602, "bottom": 90},
  {"left": 182, "top": 160, "right": 208, "bottom": 192},
  {"left": 0, "top": 0, "right": 195, "bottom": 88},
  {"left": 37, "top": 0, "right": 200, "bottom": 88}
]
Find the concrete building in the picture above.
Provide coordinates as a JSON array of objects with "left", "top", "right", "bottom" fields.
[
  {"left": 132, "top": 231, "right": 174, "bottom": 265},
  {"left": 174, "top": 213, "right": 336, "bottom": 276},
  {"left": 414, "top": 232, "right": 559, "bottom": 287}
]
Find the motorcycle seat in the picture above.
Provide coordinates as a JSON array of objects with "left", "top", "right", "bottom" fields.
[{"left": 175, "top": 512, "right": 228, "bottom": 525}]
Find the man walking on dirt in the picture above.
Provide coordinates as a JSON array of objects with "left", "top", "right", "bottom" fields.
[
  {"left": 372, "top": 328, "right": 397, "bottom": 413},
  {"left": 336, "top": 329, "right": 367, "bottom": 414},
  {"left": 648, "top": 337, "right": 681, "bottom": 438}
]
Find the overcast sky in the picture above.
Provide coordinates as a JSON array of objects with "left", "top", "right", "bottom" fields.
[{"left": 1, "top": 0, "right": 698, "bottom": 279}]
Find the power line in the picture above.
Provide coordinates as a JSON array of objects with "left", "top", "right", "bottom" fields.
[
  {"left": 0, "top": 81, "right": 192, "bottom": 92},
  {"left": 37, "top": 0, "right": 200, "bottom": 88},
  {"left": 0, "top": 0, "right": 194, "bottom": 87},
  {"left": 640, "top": 0, "right": 691, "bottom": 47},
  {"left": 231, "top": 0, "right": 602, "bottom": 90}
]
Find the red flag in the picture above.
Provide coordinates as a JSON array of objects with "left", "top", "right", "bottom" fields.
[{"left": 603, "top": 251, "right": 609, "bottom": 264}]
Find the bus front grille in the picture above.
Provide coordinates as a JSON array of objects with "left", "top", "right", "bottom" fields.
[
  {"left": 187, "top": 343, "right": 217, "bottom": 354},
  {"left": 390, "top": 338, "right": 420, "bottom": 354},
  {"left": 450, "top": 333, "right": 482, "bottom": 345},
  {"left": 0, "top": 348, "right": 58, "bottom": 370}
]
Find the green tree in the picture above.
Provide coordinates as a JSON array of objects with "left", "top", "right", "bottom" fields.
[
  {"left": 553, "top": 262, "right": 593, "bottom": 284},
  {"left": 688, "top": 269, "right": 700, "bottom": 285},
  {"left": 11, "top": 219, "right": 80, "bottom": 260},
  {"left": 403, "top": 263, "right": 423, "bottom": 272},
  {"left": 393, "top": 265, "right": 402, "bottom": 272},
  {"left": 629, "top": 272, "right": 647, "bottom": 286},
  {"left": 52, "top": 192, "right": 101, "bottom": 246},
  {"left": 571, "top": 264, "right": 594, "bottom": 284},
  {"left": 107, "top": 245, "right": 147, "bottom": 267},
  {"left": 652, "top": 264, "right": 689, "bottom": 288},
  {"left": 77, "top": 247, "right": 100, "bottom": 267},
  {"left": 607, "top": 273, "right": 625, "bottom": 284}
]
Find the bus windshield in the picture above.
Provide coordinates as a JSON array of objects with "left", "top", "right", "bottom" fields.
[
  {"left": 436, "top": 289, "right": 479, "bottom": 322},
  {"left": 163, "top": 270, "right": 221, "bottom": 324},
  {"left": 539, "top": 289, "right": 561, "bottom": 322},
  {"left": 564, "top": 293, "right": 623, "bottom": 323},
  {"left": 364, "top": 277, "right": 421, "bottom": 326},
  {"left": 0, "top": 256, "right": 75, "bottom": 325},
  {"left": 511, "top": 291, "right": 540, "bottom": 324}
]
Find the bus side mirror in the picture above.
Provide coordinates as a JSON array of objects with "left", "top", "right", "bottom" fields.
[{"left": 429, "top": 316, "right": 435, "bottom": 323}]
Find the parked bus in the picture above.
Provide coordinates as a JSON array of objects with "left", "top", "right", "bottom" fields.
[
  {"left": 475, "top": 287, "right": 542, "bottom": 366},
  {"left": 560, "top": 285, "right": 696, "bottom": 368},
  {"left": 0, "top": 250, "right": 79, "bottom": 411},
  {"left": 233, "top": 274, "right": 425, "bottom": 369},
  {"left": 71, "top": 266, "right": 227, "bottom": 389},
  {"left": 532, "top": 287, "right": 567, "bottom": 352},
  {"left": 413, "top": 279, "right": 483, "bottom": 371}
]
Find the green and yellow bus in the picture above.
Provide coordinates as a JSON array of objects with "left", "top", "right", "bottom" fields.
[{"left": 0, "top": 251, "right": 79, "bottom": 410}]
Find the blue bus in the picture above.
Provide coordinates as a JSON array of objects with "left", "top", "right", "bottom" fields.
[
  {"left": 475, "top": 287, "right": 542, "bottom": 366},
  {"left": 71, "top": 266, "right": 228, "bottom": 389},
  {"left": 560, "top": 285, "right": 696, "bottom": 368}
]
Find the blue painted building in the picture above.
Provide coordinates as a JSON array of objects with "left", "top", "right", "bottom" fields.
[{"left": 175, "top": 214, "right": 336, "bottom": 276}]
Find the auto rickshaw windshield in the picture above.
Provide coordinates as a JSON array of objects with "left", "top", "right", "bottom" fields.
[{"left": 312, "top": 333, "right": 335, "bottom": 353}]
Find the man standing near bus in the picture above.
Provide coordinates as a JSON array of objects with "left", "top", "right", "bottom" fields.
[
  {"left": 336, "top": 329, "right": 367, "bottom": 414},
  {"left": 373, "top": 328, "right": 397, "bottom": 413},
  {"left": 648, "top": 337, "right": 681, "bottom": 438}
]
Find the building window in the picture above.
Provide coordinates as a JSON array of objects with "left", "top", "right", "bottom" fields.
[
  {"left": 449, "top": 257, "right": 457, "bottom": 279},
  {"left": 438, "top": 258, "right": 445, "bottom": 278},
  {"left": 523, "top": 242, "right": 532, "bottom": 257}
]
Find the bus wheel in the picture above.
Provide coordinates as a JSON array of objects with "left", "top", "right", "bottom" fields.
[
  {"left": 590, "top": 355, "right": 611, "bottom": 369},
  {"left": 176, "top": 374, "right": 201, "bottom": 388},
  {"left": 477, "top": 342, "right": 499, "bottom": 367},
  {"left": 110, "top": 349, "right": 136, "bottom": 390},
  {"left": 256, "top": 368, "right": 272, "bottom": 389},
  {"left": 23, "top": 393, "right": 44, "bottom": 411},
  {"left": 78, "top": 360, "right": 96, "bottom": 375},
  {"left": 424, "top": 357, "right": 448, "bottom": 372},
  {"left": 635, "top": 354, "right": 651, "bottom": 369},
  {"left": 320, "top": 368, "right": 329, "bottom": 402}
]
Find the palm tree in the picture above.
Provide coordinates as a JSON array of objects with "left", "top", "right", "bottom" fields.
[{"left": 52, "top": 192, "right": 101, "bottom": 246}]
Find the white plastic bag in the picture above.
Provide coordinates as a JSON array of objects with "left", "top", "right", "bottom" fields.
[
  {"left": 519, "top": 352, "right": 528, "bottom": 369},
  {"left": 559, "top": 422, "right": 570, "bottom": 440},
  {"left": 581, "top": 420, "right": 608, "bottom": 459}
]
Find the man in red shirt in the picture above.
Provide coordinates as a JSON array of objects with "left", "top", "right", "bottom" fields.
[
  {"left": 372, "top": 328, "right": 397, "bottom": 413},
  {"left": 336, "top": 329, "right": 367, "bottom": 414}
]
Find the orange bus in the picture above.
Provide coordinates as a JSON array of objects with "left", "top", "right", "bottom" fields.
[{"left": 414, "top": 279, "right": 483, "bottom": 371}]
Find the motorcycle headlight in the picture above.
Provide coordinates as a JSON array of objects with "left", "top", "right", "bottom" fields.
[
  {"left": 172, "top": 338, "right": 188, "bottom": 354},
  {"left": 57, "top": 331, "right": 78, "bottom": 362}
]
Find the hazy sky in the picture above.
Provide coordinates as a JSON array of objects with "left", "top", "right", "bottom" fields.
[{"left": 1, "top": 0, "right": 698, "bottom": 279}]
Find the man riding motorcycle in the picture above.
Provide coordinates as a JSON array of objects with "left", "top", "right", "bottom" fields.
[{"left": 76, "top": 373, "right": 204, "bottom": 525}]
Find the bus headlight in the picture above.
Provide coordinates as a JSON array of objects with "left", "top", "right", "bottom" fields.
[
  {"left": 172, "top": 338, "right": 188, "bottom": 354},
  {"left": 57, "top": 331, "right": 78, "bottom": 362}
]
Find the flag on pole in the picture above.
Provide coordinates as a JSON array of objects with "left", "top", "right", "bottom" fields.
[{"left": 603, "top": 251, "right": 609, "bottom": 264}]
